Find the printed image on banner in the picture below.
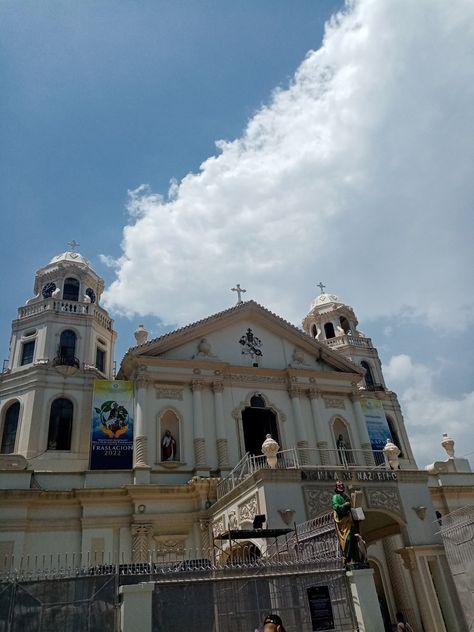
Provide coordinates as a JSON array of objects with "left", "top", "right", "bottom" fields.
[
  {"left": 361, "top": 398, "right": 392, "bottom": 453},
  {"left": 90, "top": 380, "right": 134, "bottom": 470}
]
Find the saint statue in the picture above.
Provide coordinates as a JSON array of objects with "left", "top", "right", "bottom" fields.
[
  {"left": 161, "top": 430, "right": 177, "bottom": 461},
  {"left": 332, "top": 480, "right": 360, "bottom": 566},
  {"left": 336, "top": 434, "right": 349, "bottom": 467}
]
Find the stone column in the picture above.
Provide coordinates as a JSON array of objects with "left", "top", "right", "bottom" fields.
[
  {"left": 346, "top": 568, "right": 385, "bottom": 632},
  {"left": 351, "top": 393, "right": 374, "bottom": 465},
  {"left": 192, "top": 380, "right": 207, "bottom": 469},
  {"left": 131, "top": 523, "right": 153, "bottom": 563},
  {"left": 289, "top": 386, "right": 309, "bottom": 464},
  {"left": 383, "top": 535, "right": 421, "bottom": 631},
  {"left": 199, "top": 518, "right": 211, "bottom": 558},
  {"left": 398, "top": 547, "right": 445, "bottom": 632},
  {"left": 308, "top": 388, "right": 332, "bottom": 465},
  {"left": 134, "top": 370, "right": 151, "bottom": 483},
  {"left": 119, "top": 583, "right": 154, "bottom": 632},
  {"left": 212, "top": 382, "right": 229, "bottom": 468}
]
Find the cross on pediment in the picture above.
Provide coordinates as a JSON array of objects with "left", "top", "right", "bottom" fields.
[
  {"left": 67, "top": 240, "right": 80, "bottom": 252},
  {"left": 317, "top": 281, "right": 326, "bottom": 294},
  {"left": 231, "top": 284, "right": 246, "bottom": 304}
]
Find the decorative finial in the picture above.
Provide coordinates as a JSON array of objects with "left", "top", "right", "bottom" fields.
[
  {"left": 317, "top": 281, "right": 326, "bottom": 294},
  {"left": 231, "top": 284, "right": 247, "bottom": 304},
  {"left": 441, "top": 433, "right": 455, "bottom": 458},
  {"left": 134, "top": 324, "right": 149, "bottom": 345},
  {"left": 67, "top": 240, "right": 80, "bottom": 252},
  {"left": 261, "top": 434, "right": 280, "bottom": 469}
]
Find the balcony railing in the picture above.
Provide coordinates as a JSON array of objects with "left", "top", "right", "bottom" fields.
[
  {"left": 217, "top": 447, "right": 388, "bottom": 499},
  {"left": 53, "top": 355, "right": 80, "bottom": 369},
  {"left": 324, "top": 334, "right": 373, "bottom": 349},
  {"left": 18, "top": 299, "right": 112, "bottom": 331}
]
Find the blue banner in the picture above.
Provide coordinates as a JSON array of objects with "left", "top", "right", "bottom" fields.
[
  {"left": 361, "top": 398, "right": 392, "bottom": 451},
  {"left": 90, "top": 380, "right": 134, "bottom": 470}
]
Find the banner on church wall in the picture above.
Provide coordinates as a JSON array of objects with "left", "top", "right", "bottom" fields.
[
  {"left": 361, "top": 397, "right": 392, "bottom": 453},
  {"left": 90, "top": 380, "right": 134, "bottom": 470}
]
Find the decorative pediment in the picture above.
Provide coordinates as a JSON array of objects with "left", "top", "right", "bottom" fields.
[{"left": 119, "top": 301, "right": 362, "bottom": 377}]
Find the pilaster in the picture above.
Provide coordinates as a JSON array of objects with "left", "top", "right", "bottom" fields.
[
  {"left": 351, "top": 392, "right": 374, "bottom": 465},
  {"left": 308, "top": 388, "right": 332, "bottom": 464},
  {"left": 192, "top": 380, "right": 207, "bottom": 470},
  {"left": 289, "top": 386, "right": 309, "bottom": 464},
  {"left": 382, "top": 535, "right": 421, "bottom": 631},
  {"left": 213, "top": 382, "right": 229, "bottom": 468}
]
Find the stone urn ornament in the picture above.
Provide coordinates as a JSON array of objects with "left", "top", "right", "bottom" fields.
[
  {"left": 134, "top": 324, "right": 149, "bottom": 346},
  {"left": 441, "top": 433, "right": 455, "bottom": 458},
  {"left": 383, "top": 438, "right": 401, "bottom": 470},
  {"left": 261, "top": 434, "right": 280, "bottom": 469}
]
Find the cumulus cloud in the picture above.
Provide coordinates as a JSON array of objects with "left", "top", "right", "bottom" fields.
[
  {"left": 102, "top": 0, "right": 474, "bottom": 332},
  {"left": 385, "top": 354, "right": 474, "bottom": 466}
]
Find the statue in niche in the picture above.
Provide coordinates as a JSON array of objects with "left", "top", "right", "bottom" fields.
[
  {"left": 336, "top": 434, "right": 350, "bottom": 468},
  {"left": 161, "top": 430, "right": 177, "bottom": 461}
]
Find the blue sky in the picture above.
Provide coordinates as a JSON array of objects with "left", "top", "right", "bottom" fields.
[{"left": 1, "top": 0, "right": 473, "bottom": 465}]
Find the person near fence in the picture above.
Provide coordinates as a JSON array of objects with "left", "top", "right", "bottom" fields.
[
  {"left": 396, "top": 611, "right": 414, "bottom": 632},
  {"left": 332, "top": 480, "right": 360, "bottom": 565},
  {"left": 263, "top": 613, "right": 287, "bottom": 632}
]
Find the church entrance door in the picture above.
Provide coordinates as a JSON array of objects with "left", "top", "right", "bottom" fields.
[{"left": 242, "top": 407, "right": 279, "bottom": 456}]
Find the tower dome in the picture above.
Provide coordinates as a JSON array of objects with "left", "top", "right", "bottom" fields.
[
  {"left": 302, "top": 284, "right": 386, "bottom": 391},
  {"left": 31, "top": 247, "right": 104, "bottom": 305},
  {"left": 303, "top": 285, "right": 358, "bottom": 342}
]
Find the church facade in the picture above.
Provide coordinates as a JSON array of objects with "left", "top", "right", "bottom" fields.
[{"left": 0, "top": 250, "right": 471, "bottom": 631}]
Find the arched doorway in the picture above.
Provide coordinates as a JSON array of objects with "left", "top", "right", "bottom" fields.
[{"left": 242, "top": 395, "right": 279, "bottom": 456}]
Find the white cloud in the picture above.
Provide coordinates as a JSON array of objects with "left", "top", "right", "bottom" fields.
[
  {"left": 102, "top": 0, "right": 474, "bottom": 332},
  {"left": 385, "top": 354, "right": 474, "bottom": 466}
]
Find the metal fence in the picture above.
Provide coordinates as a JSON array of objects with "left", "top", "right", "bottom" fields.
[
  {"left": 217, "top": 447, "right": 387, "bottom": 498},
  {"left": 0, "top": 513, "right": 356, "bottom": 632},
  {"left": 438, "top": 506, "right": 474, "bottom": 631}
]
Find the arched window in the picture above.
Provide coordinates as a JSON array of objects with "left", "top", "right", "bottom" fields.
[
  {"left": 159, "top": 409, "right": 180, "bottom": 461},
  {"left": 63, "top": 278, "right": 80, "bottom": 301},
  {"left": 59, "top": 330, "right": 77, "bottom": 361},
  {"left": 339, "top": 316, "right": 351, "bottom": 334},
  {"left": 250, "top": 394, "right": 266, "bottom": 408},
  {"left": 311, "top": 324, "right": 318, "bottom": 339},
  {"left": 386, "top": 416, "right": 403, "bottom": 457},
  {"left": 360, "top": 361, "right": 375, "bottom": 388},
  {"left": 47, "top": 398, "right": 73, "bottom": 450},
  {"left": 324, "top": 322, "right": 335, "bottom": 339},
  {"left": 332, "top": 418, "right": 354, "bottom": 466},
  {"left": 1, "top": 402, "right": 20, "bottom": 454}
]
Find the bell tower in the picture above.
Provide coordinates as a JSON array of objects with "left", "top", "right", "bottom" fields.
[
  {"left": 0, "top": 247, "right": 116, "bottom": 469},
  {"left": 302, "top": 285, "right": 416, "bottom": 465},
  {"left": 303, "top": 284, "right": 386, "bottom": 389}
]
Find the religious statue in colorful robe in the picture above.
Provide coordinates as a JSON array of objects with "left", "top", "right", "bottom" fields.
[{"left": 332, "top": 480, "right": 360, "bottom": 565}]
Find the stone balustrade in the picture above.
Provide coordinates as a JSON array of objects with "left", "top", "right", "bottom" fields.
[{"left": 18, "top": 299, "right": 113, "bottom": 331}]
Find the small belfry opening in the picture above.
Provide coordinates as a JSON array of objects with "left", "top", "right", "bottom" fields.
[
  {"left": 242, "top": 395, "right": 279, "bottom": 456},
  {"left": 360, "top": 361, "right": 375, "bottom": 388},
  {"left": 63, "top": 277, "right": 80, "bottom": 301},
  {"left": 339, "top": 316, "right": 351, "bottom": 334},
  {"left": 324, "top": 322, "right": 335, "bottom": 339}
]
